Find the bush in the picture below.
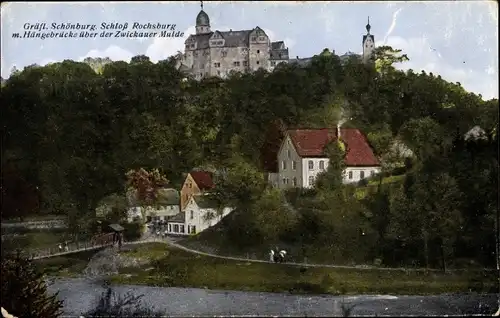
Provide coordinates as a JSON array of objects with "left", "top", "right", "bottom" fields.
[
  {"left": 1, "top": 251, "right": 64, "bottom": 318},
  {"left": 84, "top": 287, "right": 164, "bottom": 317},
  {"left": 122, "top": 222, "right": 143, "bottom": 241},
  {"left": 357, "top": 178, "right": 369, "bottom": 187}
]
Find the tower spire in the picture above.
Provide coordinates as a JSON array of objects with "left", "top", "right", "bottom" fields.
[
  {"left": 200, "top": 1, "right": 203, "bottom": 10},
  {"left": 366, "top": 16, "right": 371, "bottom": 34}
]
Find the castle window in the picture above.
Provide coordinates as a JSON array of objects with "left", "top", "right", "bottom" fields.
[
  {"left": 279, "top": 53, "right": 282, "bottom": 59},
  {"left": 217, "top": 70, "right": 221, "bottom": 75},
  {"left": 271, "top": 61, "right": 276, "bottom": 66},
  {"left": 194, "top": 52, "right": 198, "bottom": 57},
  {"left": 214, "top": 62, "right": 220, "bottom": 68},
  {"left": 259, "top": 37, "right": 265, "bottom": 41},
  {"left": 222, "top": 51, "right": 227, "bottom": 57},
  {"left": 251, "top": 37, "right": 256, "bottom": 41},
  {"left": 190, "top": 44, "right": 195, "bottom": 48},
  {"left": 243, "top": 61, "right": 248, "bottom": 66},
  {"left": 257, "top": 50, "right": 260, "bottom": 54},
  {"left": 233, "top": 61, "right": 240, "bottom": 67},
  {"left": 256, "top": 61, "right": 260, "bottom": 65}
]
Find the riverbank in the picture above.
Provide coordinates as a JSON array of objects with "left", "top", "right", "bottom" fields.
[{"left": 107, "top": 243, "right": 496, "bottom": 296}]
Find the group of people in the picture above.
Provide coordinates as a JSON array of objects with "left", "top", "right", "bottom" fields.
[
  {"left": 269, "top": 246, "right": 287, "bottom": 263},
  {"left": 58, "top": 242, "right": 69, "bottom": 252}
]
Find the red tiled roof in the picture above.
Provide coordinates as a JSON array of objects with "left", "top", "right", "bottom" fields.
[
  {"left": 287, "top": 128, "right": 380, "bottom": 166},
  {"left": 190, "top": 171, "right": 215, "bottom": 190}
]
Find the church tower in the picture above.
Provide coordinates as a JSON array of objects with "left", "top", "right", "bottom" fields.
[
  {"left": 196, "top": 1, "right": 211, "bottom": 35},
  {"left": 362, "top": 17, "right": 375, "bottom": 63}
]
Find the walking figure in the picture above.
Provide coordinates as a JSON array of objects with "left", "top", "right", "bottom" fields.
[
  {"left": 64, "top": 242, "right": 69, "bottom": 252},
  {"left": 58, "top": 243, "right": 63, "bottom": 252},
  {"left": 269, "top": 247, "right": 287, "bottom": 263}
]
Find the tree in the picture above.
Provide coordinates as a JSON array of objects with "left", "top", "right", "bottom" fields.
[
  {"left": 1, "top": 252, "right": 64, "bottom": 318},
  {"left": 315, "top": 138, "right": 346, "bottom": 192},
  {"left": 125, "top": 168, "right": 169, "bottom": 206}
]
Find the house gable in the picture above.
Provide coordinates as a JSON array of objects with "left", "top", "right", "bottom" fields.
[{"left": 180, "top": 173, "right": 201, "bottom": 211}]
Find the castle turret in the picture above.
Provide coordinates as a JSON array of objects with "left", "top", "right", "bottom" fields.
[
  {"left": 196, "top": 1, "right": 211, "bottom": 35},
  {"left": 362, "top": 17, "right": 375, "bottom": 63}
]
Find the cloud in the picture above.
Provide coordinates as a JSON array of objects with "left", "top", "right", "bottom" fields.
[
  {"left": 379, "top": 36, "right": 498, "bottom": 100},
  {"left": 79, "top": 45, "right": 134, "bottom": 62},
  {"left": 145, "top": 26, "right": 194, "bottom": 62}
]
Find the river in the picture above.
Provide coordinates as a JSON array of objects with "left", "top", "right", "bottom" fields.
[{"left": 47, "top": 277, "right": 498, "bottom": 317}]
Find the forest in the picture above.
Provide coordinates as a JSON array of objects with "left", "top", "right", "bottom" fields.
[{"left": 1, "top": 46, "right": 498, "bottom": 270}]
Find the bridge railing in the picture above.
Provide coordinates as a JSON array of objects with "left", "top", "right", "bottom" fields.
[{"left": 26, "top": 238, "right": 115, "bottom": 259}]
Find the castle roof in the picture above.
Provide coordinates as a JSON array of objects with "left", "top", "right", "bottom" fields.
[
  {"left": 188, "top": 29, "right": 255, "bottom": 49},
  {"left": 196, "top": 10, "right": 210, "bottom": 26}
]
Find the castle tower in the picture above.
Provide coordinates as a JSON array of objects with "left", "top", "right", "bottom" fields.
[
  {"left": 362, "top": 17, "right": 375, "bottom": 63},
  {"left": 196, "top": 1, "right": 211, "bottom": 35}
]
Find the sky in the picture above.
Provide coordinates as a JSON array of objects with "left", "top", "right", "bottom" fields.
[{"left": 1, "top": 1, "right": 498, "bottom": 100}]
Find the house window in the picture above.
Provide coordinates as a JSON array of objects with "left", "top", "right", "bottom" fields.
[
  {"left": 282, "top": 178, "right": 286, "bottom": 184},
  {"left": 319, "top": 161, "right": 325, "bottom": 170},
  {"left": 271, "top": 61, "right": 276, "bottom": 66},
  {"left": 214, "top": 62, "right": 220, "bottom": 68},
  {"left": 190, "top": 210, "right": 194, "bottom": 219},
  {"left": 285, "top": 178, "right": 289, "bottom": 185},
  {"left": 251, "top": 37, "right": 256, "bottom": 41},
  {"left": 292, "top": 177, "right": 297, "bottom": 186},
  {"left": 308, "top": 160, "right": 314, "bottom": 170},
  {"left": 287, "top": 149, "right": 291, "bottom": 158},
  {"left": 222, "top": 51, "right": 227, "bottom": 57},
  {"left": 168, "top": 224, "right": 172, "bottom": 232},
  {"left": 308, "top": 176, "right": 314, "bottom": 186},
  {"left": 217, "top": 70, "right": 221, "bottom": 75},
  {"left": 282, "top": 161, "right": 287, "bottom": 170},
  {"left": 371, "top": 170, "right": 375, "bottom": 177},
  {"left": 348, "top": 171, "right": 353, "bottom": 179},
  {"left": 257, "top": 50, "right": 260, "bottom": 54},
  {"left": 174, "top": 224, "right": 179, "bottom": 233},
  {"left": 243, "top": 61, "right": 248, "bottom": 66},
  {"left": 256, "top": 61, "right": 260, "bottom": 65},
  {"left": 191, "top": 226, "right": 197, "bottom": 234},
  {"left": 292, "top": 161, "right": 297, "bottom": 170},
  {"left": 360, "top": 171, "right": 365, "bottom": 179},
  {"left": 190, "top": 44, "right": 195, "bottom": 48},
  {"left": 180, "top": 225, "right": 185, "bottom": 233},
  {"left": 259, "top": 37, "right": 265, "bottom": 41},
  {"left": 279, "top": 53, "right": 282, "bottom": 59},
  {"left": 233, "top": 61, "right": 240, "bottom": 67},
  {"left": 194, "top": 52, "right": 198, "bottom": 57}
]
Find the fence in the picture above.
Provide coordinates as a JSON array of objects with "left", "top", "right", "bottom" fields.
[{"left": 26, "top": 233, "right": 117, "bottom": 260}]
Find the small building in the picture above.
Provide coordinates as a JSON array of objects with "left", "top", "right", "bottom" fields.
[
  {"left": 126, "top": 188, "right": 180, "bottom": 223},
  {"left": 184, "top": 194, "right": 234, "bottom": 235},
  {"left": 276, "top": 126, "right": 381, "bottom": 189},
  {"left": 165, "top": 212, "right": 186, "bottom": 235},
  {"left": 180, "top": 170, "right": 215, "bottom": 211}
]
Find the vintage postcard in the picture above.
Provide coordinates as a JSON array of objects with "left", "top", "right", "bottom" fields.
[{"left": 1, "top": 1, "right": 498, "bottom": 317}]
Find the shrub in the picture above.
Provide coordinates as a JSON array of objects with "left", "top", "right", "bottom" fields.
[
  {"left": 1, "top": 251, "right": 64, "bottom": 318},
  {"left": 122, "top": 222, "right": 143, "bottom": 241},
  {"left": 84, "top": 287, "right": 164, "bottom": 317}
]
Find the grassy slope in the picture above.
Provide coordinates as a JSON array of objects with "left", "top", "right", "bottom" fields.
[
  {"left": 34, "top": 248, "right": 106, "bottom": 277},
  {"left": 110, "top": 243, "right": 496, "bottom": 295}
]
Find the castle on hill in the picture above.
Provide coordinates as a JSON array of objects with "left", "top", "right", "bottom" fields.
[{"left": 176, "top": 4, "right": 375, "bottom": 79}]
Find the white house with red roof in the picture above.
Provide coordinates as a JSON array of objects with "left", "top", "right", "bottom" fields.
[{"left": 275, "top": 126, "right": 381, "bottom": 188}]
